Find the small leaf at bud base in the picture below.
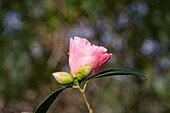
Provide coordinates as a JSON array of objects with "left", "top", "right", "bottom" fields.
[
  {"left": 52, "top": 72, "right": 74, "bottom": 85},
  {"left": 76, "top": 65, "right": 94, "bottom": 81}
]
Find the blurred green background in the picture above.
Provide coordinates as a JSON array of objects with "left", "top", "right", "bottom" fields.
[{"left": 0, "top": 0, "right": 170, "bottom": 113}]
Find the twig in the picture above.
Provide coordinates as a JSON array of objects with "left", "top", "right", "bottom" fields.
[{"left": 78, "top": 86, "right": 93, "bottom": 113}]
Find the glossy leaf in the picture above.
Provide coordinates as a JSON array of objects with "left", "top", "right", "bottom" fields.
[
  {"left": 35, "top": 86, "right": 71, "bottom": 113},
  {"left": 87, "top": 69, "right": 147, "bottom": 81}
]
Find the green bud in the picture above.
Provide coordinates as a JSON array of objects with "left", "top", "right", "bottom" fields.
[
  {"left": 76, "top": 64, "right": 94, "bottom": 81},
  {"left": 52, "top": 72, "right": 74, "bottom": 85}
]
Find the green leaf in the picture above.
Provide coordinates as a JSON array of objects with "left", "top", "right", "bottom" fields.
[
  {"left": 88, "top": 69, "right": 147, "bottom": 81},
  {"left": 34, "top": 86, "right": 71, "bottom": 113},
  {"left": 83, "top": 69, "right": 146, "bottom": 92}
]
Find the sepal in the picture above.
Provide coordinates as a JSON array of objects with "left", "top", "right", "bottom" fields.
[{"left": 76, "top": 64, "right": 94, "bottom": 81}]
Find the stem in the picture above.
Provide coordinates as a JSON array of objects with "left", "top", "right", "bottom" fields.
[
  {"left": 83, "top": 80, "right": 90, "bottom": 93},
  {"left": 78, "top": 86, "right": 93, "bottom": 113}
]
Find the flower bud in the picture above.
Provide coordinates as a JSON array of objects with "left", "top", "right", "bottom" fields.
[
  {"left": 52, "top": 72, "right": 74, "bottom": 85},
  {"left": 76, "top": 64, "right": 94, "bottom": 81}
]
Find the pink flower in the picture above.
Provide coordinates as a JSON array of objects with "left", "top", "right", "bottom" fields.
[{"left": 69, "top": 37, "right": 112, "bottom": 78}]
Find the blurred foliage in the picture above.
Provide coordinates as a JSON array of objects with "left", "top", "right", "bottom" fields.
[{"left": 0, "top": 0, "right": 170, "bottom": 113}]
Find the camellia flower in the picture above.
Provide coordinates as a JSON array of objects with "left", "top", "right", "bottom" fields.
[
  {"left": 53, "top": 37, "right": 112, "bottom": 84},
  {"left": 69, "top": 37, "right": 112, "bottom": 81}
]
